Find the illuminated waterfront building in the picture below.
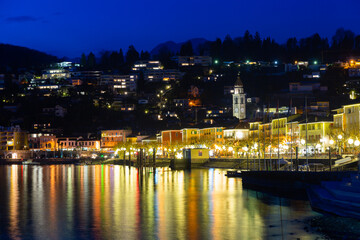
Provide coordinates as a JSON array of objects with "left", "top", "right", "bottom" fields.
[
  {"left": 298, "top": 117, "right": 333, "bottom": 152},
  {"left": 199, "top": 127, "right": 224, "bottom": 144},
  {"left": 182, "top": 128, "right": 200, "bottom": 144},
  {"left": 223, "top": 129, "right": 249, "bottom": 141},
  {"left": 101, "top": 130, "right": 132, "bottom": 149},
  {"left": 333, "top": 103, "right": 360, "bottom": 135},
  {"left": 0, "top": 126, "right": 28, "bottom": 151},
  {"left": 161, "top": 130, "right": 182, "bottom": 145}
]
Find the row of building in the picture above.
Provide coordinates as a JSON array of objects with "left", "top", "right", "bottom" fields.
[{"left": 2, "top": 101, "right": 360, "bottom": 158}]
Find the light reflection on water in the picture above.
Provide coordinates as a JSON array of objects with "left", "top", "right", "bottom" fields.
[{"left": 0, "top": 165, "right": 324, "bottom": 239}]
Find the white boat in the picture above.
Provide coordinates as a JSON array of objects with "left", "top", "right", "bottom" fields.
[{"left": 22, "top": 159, "right": 40, "bottom": 165}]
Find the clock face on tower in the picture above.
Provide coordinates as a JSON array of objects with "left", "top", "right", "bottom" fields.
[{"left": 234, "top": 108, "right": 238, "bottom": 113}]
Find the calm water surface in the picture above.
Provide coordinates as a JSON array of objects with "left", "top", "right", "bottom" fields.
[{"left": 0, "top": 165, "right": 324, "bottom": 240}]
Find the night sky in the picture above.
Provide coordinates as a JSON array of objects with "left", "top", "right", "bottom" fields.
[{"left": 1, "top": 0, "right": 360, "bottom": 58}]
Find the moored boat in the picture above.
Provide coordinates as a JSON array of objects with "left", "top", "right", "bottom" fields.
[
  {"left": 307, "top": 173, "right": 360, "bottom": 220},
  {"left": 22, "top": 159, "right": 40, "bottom": 165}
]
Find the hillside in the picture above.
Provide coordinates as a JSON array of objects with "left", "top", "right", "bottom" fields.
[
  {"left": 0, "top": 44, "right": 58, "bottom": 72},
  {"left": 150, "top": 38, "right": 208, "bottom": 56}
]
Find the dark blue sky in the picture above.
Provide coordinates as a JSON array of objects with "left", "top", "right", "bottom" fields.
[{"left": 1, "top": 0, "right": 360, "bottom": 58}]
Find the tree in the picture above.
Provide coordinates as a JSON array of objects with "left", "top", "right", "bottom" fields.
[
  {"left": 80, "top": 53, "right": 87, "bottom": 67},
  {"left": 87, "top": 52, "right": 96, "bottom": 68},
  {"left": 125, "top": 45, "right": 139, "bottom": 66},
  {"left": 140, "top": 51, "right": 151, "bottom": 60},
  {"left": 119, "top": 48, "right": 125, "bottom": 65},
  {"left": 180, "top": 41, "right": 194, "bottom": 56}
]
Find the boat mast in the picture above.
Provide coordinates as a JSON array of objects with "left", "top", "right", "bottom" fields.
[
  {"left": 277, "top": 100, "right": 280, "bottom": 171},
  {"left": 305, "top": 96, "right": 309, "bottom": 171},
  {"left": 290, "top": 98, "right": 293, "bottom": 171}
]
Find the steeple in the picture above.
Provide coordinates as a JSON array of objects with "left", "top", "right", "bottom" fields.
[
  {"left": 234, "top": 72, "right": 243, "bottom": 87},
  {"left": 232, "top": 72, "right": 246, "bottom": 120}
]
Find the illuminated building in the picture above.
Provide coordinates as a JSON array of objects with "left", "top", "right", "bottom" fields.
[
  {"left": 132, "top": 60, "right": 162, "bottom": 71},
  {"left": 101, "top": 74, "right": 138, "bottom": 94},
  {"left": 174, "top": 56, "right": 212, "bottom": 67},
  {"left": 77, "top": 139, "right": 100, "bottom": 151},
  {"left": 160, "top": 130, "right": 182, "bottom": 145},
  {"left": 333, "top": 103, "right": 360, "bottom": 135},
  {"left": 299, "top": 118, "right": 333, "bottom": 152},
  {"left": 223, "top": 129, "right": 249, "bottom": 141},
  {"left": 57, "top": 137, "right": 77, "bottom": 150},
  {"left": 0, "top": 126, "right": 28, "bottom": 151},
  {"left": 173, "top": 99, "right": 189, "bottom": 108},
  {"left": 42, "top": 69, "right": 71, "bottom": 79},
  {"left": 199, "top": 127, "right": 224, "bottom": 144},
  {"left": 182, "top": 129, "right": 200, "bottom": 144},
  {"left": 144, "top": 69, "right": 183, "bottom": 82},
  {"left": 39, "top": 135, "right": 57, "bottom": 151},
  {"left": 232, "top": 74, "right": 246, "bottom": 120},
  {"left": 71, "top": 71, "right": 102, "bottom": 85},
  {"left": 101, "top": 130, "right": 132, "bottom": 149}
]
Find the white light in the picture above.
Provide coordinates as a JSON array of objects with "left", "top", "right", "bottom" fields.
[
  {"left": 355, "top": 140, "right": 360, "bottom": 147},
  {"left": 338, "top": 135, "right": 343, "bottom": 140},
  {"left": 330, "top": 139, "right": 335, "bottom": 145},
  {"left": 300, "top": 139, "right": 306, "bottom": 145},
  {"left": 348, "top": 139, "right": 354, "bottom": 145},
  {"left": 175, "top": 152, "right": 183, "bottom": 159}
]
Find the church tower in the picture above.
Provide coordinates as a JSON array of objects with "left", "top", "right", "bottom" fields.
[{"left": 232, "top": 73, "right": 246, "bottom": 120}]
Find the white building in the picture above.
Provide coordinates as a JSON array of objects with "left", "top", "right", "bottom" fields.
[
  {"left": 101, "top": 74, "right": 138, "bottom": 94},
  {"left": 232, "top": 74, "right": 246, "bottom": 120},
  {"left": 223, "top": 129, "right": 249, "bottom": 140},
  {"left": 42, "top": 69, "right": 71, "bottom": 79},
  {"left": 144, "top": 69, "right": 183, "bottom": 82},
  {"left": 132, "top": 60, "right": 162, "bottom": 71}
]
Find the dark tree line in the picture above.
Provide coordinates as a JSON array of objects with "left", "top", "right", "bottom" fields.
[
  {"left": 79, "top": 27, "right": 360, "bottom": 72},
  {"left": 80, "top": 46, "right": 151, "bottom": 71},
  {"left": 199, "top": 28, "right": 360, "bottom": 63}
]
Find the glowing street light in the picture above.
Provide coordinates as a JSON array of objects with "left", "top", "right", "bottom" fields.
[
  {"left": 355, "top": 140, "right": 360, "bottom": 147},
  {"left": 338, "top": 135, "right": 343, "bottom": 140},
  {"left": 300, "top": 139, "right": 306, "bottom": 145},
  {"left": 330, "top": 139, "right": 335, "bottom": 145},
  {"left": 348, "top": 139, "right": 354, "bottom": 145},
  {"left": 314, "top": 61, "right": 318, "bottom": 64}
]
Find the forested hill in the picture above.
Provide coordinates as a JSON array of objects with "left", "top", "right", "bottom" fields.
[{"left": 0, "top": 44, "right": 58, "bottom": 72}]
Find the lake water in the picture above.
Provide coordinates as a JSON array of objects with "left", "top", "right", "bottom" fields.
[{"left": 0, "top": 165, "right": 325, "bottom": 239}]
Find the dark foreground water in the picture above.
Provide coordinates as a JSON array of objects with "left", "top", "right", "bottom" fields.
[{"left": 0, "top": 165, "right": 324, "bottom": 240}]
